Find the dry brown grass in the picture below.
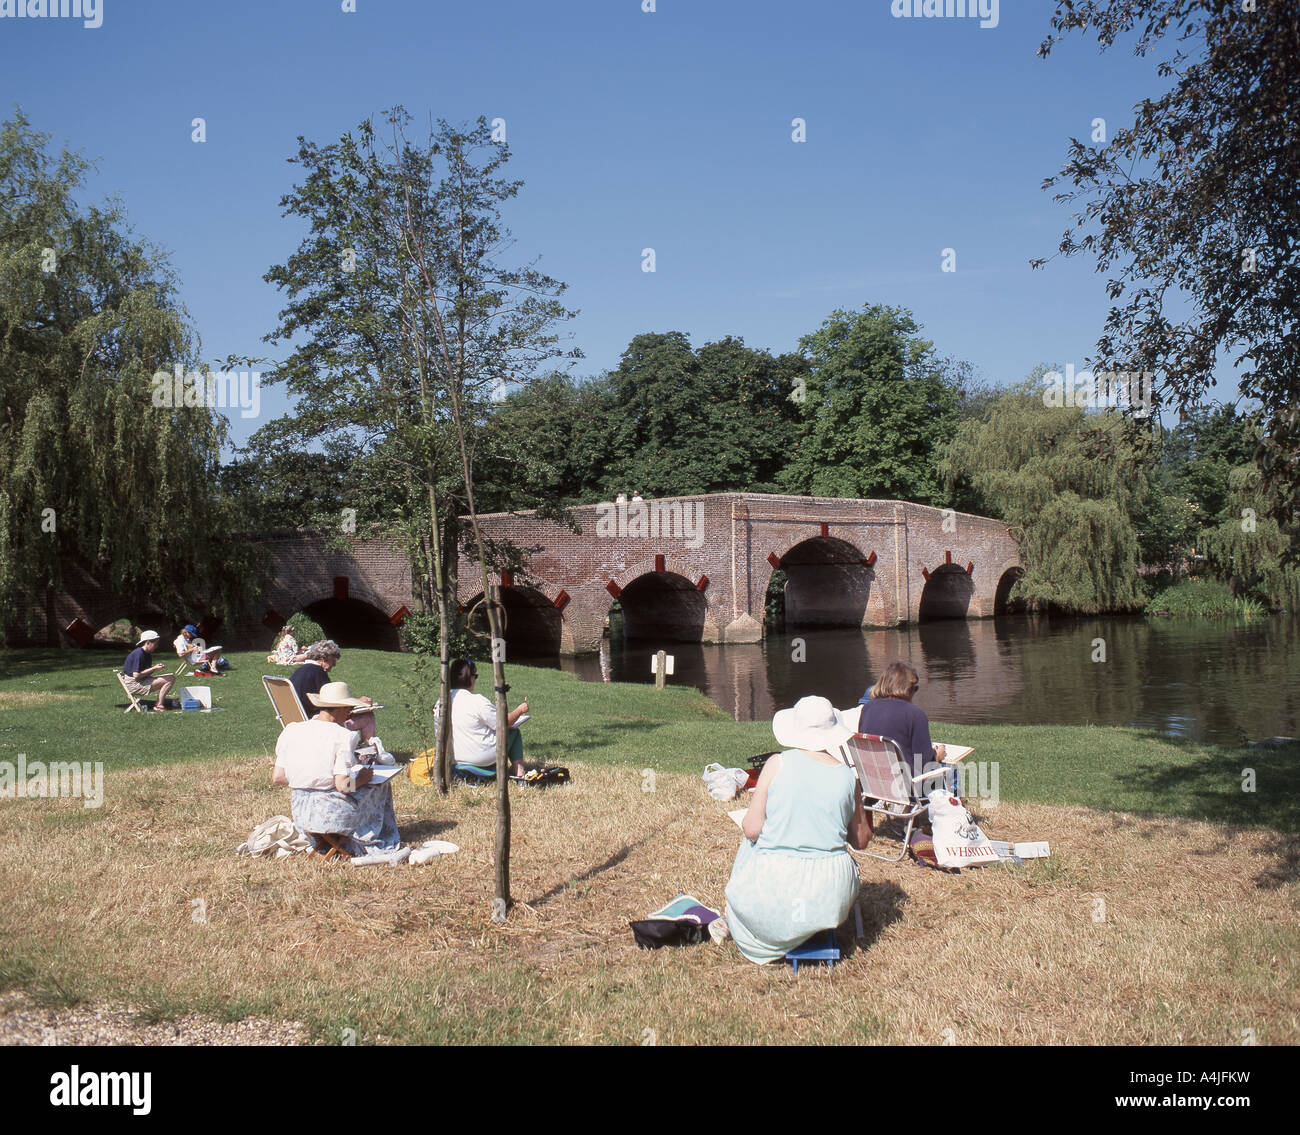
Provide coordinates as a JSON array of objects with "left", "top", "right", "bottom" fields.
[{"left": 1, "top": 758, "right": 1297, "bottom": 1045}]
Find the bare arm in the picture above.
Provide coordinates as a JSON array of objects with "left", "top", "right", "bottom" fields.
[
  {"left": 741, "top": 753, "right": 783, "bottom": 841},
  {"left": 271, "top": 766, "right": 289, "bottom": 787},
  {"left": 507, "top": 700, "right": 529, "bottom": 727},
  {"left": 848, "top": 783, "right": 873, "bottom": 851},
  {"left": 335, "top": 769, "right": 373, "bottom": 792}
]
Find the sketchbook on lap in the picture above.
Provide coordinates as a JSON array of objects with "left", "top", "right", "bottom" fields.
[{"left": 936, "top": 744, "right": 974, "bottom": 764}]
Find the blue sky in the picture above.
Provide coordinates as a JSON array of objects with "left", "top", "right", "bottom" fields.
[{"left": 1, "top": 0, "right": 1203, "bottom": 449}]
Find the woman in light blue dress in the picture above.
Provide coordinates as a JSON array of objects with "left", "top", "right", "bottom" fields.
[{"left": 722, "top": 696, "right": 873, "bottom": 964}]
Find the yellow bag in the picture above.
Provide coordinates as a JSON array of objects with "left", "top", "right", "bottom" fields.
[{"left": 407, "top": 748, "right": 437, "bottom": 786}]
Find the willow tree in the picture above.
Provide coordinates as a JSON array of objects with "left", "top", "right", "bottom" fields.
[
  {"left": 0, "top": 111, "right": 253, "bottom": 643},
  {"left": 1201, "top": 464, "right": 1300, "bottom": 610},
  {"left": 939, "top": 374, "right": 1154, "bottom": 613}
]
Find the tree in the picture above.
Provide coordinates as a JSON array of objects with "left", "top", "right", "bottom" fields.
[
  {"left": 261, "top": 110, "right": 575, "bottom": 915},
  {"left": 1035, "top": 1, "right": 1300, "bottom": 511},
  {"left": 219, "top": 436, "right": 353, "bottom": 533},
  {"left": 1200, "top": 464, "right": 1300, "bottom": 609},
  {"left": 778, "top": 305, "right": 962, "bottom": 505},
  {"left": 595, "top": 332, "right": 805, "bottom": 498},
  {"left": 0, "top": 111, "right": 255, "bottom": 643},
  {"left": 940, "top": 373, "right": 1155, "bottom": 614}
]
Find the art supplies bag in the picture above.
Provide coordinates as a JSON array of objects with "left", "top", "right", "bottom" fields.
[{"left": 407, "top": 748, "right": 437, "bottom": 786}]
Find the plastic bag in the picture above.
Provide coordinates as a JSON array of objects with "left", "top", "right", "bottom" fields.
[{"left": 702, "top": 763, "right": 748, "bottom": 801}]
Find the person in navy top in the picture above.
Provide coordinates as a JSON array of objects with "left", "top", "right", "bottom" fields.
[
  {"left": 289, "top": 640, "right": 339, "bottom": 707},
  {"left": 122, "top": 630, "right": 176, "bottom": 711},
  {"left": 857, "top": 662, "right": 946, "bottom": 798}
]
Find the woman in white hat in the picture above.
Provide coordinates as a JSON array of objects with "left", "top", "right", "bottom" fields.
[
  {"left": 718, "top": 696, "right": 872, "bottom": 963},
  {"left": 271, "top": 681, "right": 401, "bottom": 857}
]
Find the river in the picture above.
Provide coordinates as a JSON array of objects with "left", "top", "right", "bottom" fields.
[{"left": 546, "top": 614, "right": 1299, "bottom": 743}]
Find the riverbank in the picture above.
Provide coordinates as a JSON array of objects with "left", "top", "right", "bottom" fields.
[{"left": 1, "top": 649, "right": 1297, "bottom": 1044}]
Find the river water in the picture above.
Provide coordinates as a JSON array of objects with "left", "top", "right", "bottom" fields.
[{"left": 548, "top": 614, "right": 1299, "bottom": 744}]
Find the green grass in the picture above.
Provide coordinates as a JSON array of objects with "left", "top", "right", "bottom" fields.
[
  {"left": 1146, "top": 577, "right": 1267, "bottom": 619},
  {"left": 2, "top": 646, "right": 1297, "bottom": 831}
]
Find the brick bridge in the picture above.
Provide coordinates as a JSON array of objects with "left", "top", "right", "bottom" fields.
[
  {"left": 458, "top": 493, "right": 1021, "bottom": 655},
  {"left": 16, "top": 494, "right": 1021, "bottom": 655}
]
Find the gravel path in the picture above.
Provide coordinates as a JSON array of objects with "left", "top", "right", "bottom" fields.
[{"left": 0, "top": 991, "right": 307, "bottom": 1046}]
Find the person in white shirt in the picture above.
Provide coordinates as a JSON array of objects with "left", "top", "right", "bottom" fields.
[
  {"left": 272, "top": 681, "right": 400, "bottom": 856},
  {"left": 448, "top": 658, "right": 529, "bottom": 778}
]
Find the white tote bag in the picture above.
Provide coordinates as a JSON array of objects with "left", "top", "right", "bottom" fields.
[{"left": 927, "top": 790, "right": 1000, "bottom": 868}]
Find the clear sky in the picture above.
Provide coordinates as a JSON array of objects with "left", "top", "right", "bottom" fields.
[{"left": 1, "top": 0, "right": 1206, "bottom": 449}]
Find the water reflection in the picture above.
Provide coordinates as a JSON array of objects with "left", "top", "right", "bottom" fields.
[{"left": 548, "top": 615, "right": 1300, "bottom": 743}]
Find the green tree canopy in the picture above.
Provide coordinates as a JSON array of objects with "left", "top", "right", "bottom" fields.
[
  {"left": 0, "top": 111, "right": 254, "bottom": 641},
  {"left": 940, "top": 374, "right": 1155, "bottom": 614},
  {"left": 778, "top": 304, "right": 961, "bottom": 505}
]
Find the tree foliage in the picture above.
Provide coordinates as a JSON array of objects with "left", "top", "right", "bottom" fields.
[
  {"left": 1036, "top": 0, "right": 1300, "bottom": 506},
  {"left": 0, "top": 111, "right": 255, "bottom": 640},
  {"left": 940, "top": 375, "right": 1155, "bottom": 613},
  {"left": 778, "top": 305, "right": 962, "bottom": 505}
]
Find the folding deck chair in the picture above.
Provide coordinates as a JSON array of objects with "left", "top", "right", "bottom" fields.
[
  {"left": 114, "top": 669, "right": 146, "bottom": 714},
  {"left": 262, "top": 674, "right": 308, "bottom": 730},
  {"left": 835, "top": 733, "right": 950, "bottom": 863}
]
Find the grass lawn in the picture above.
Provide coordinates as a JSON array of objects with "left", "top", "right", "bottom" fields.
[{"left": 1, "top": 647, "right": 1297, "bottom": 1044}]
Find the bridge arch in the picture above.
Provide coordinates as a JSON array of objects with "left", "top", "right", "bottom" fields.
[
  {"left": 918, "top": 564, "right": 975, "bottom": 622},
  {"left": 617, "top": 570, "right": 708, "bottom": 643},
  {"left": 778, "top": 536, "right": 874, "bottom": 629},
  {"left": 994, "top": 566, "right": 1026, "bottom": 615},
  {"left": 462, "top": 586, "right": 565, "bottom": 658},
  {"left": 302, "top": 592, "right": 401, "bottom": 651}
]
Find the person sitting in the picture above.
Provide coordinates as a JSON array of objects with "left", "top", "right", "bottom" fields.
[
  {"left": 856, "top": 661, "right": 946, "bottom": 799},
  {"left": 122, "top": 630, "right": 176, "bottom": 712},
  {"left": 174, "top": 623, "right": 229, "bottom": 674},
  {"left": 289, "top": 640, "right": 380, "bottom": 743},
  {"left": 174, "top": 624, "right": 211, "bottom": 673},
  {"left": 718, "top": 696, "right": 872, "bottom": 964},
  {"left": 267, "top": 624, "right": 307, "bottom": 666},
  {"left": 446, "top": 658, "right": 528, "bottom": 778},
  {"left": 271, "top": 681, "right": 400, "bottom": 857}
]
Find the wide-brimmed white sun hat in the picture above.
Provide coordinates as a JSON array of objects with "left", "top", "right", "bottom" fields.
[
  {"left": 307, "top": 681, "right": 369, "bottom": 710},
  {"left": 137, "top": 630, "right": 160, "bottom": 645},
  {"left": 772, "top": 695, "right": 857, "bottom": 753}
]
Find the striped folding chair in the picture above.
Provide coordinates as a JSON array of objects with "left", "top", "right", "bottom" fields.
[
  {"left": 835, "top": 733, "right": 949, "bottom": 863},
  {"left": 262, "top": 675, "right": 308, "bottom": 731}
]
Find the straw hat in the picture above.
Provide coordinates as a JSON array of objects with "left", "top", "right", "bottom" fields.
[
  {"left": 307, "top": 681, "right": 369, "bottom": 710},
  {"left": 772, "top": 695, "right": 856, "bottom": 753}
]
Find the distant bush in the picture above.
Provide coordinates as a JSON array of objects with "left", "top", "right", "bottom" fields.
[
  {"left": 1145, "top": 579, "right": 1266, "bottom": 619},
  {"left": 399, "top": 609, "right": 473, "bottom": 659},
  {"left": 284, "top": 612, "right": 326, "bottom": 648}
]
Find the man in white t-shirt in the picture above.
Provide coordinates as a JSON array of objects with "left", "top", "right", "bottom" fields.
[{"left": 448, "top": 659, "right": 528, "bottom": 778}]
